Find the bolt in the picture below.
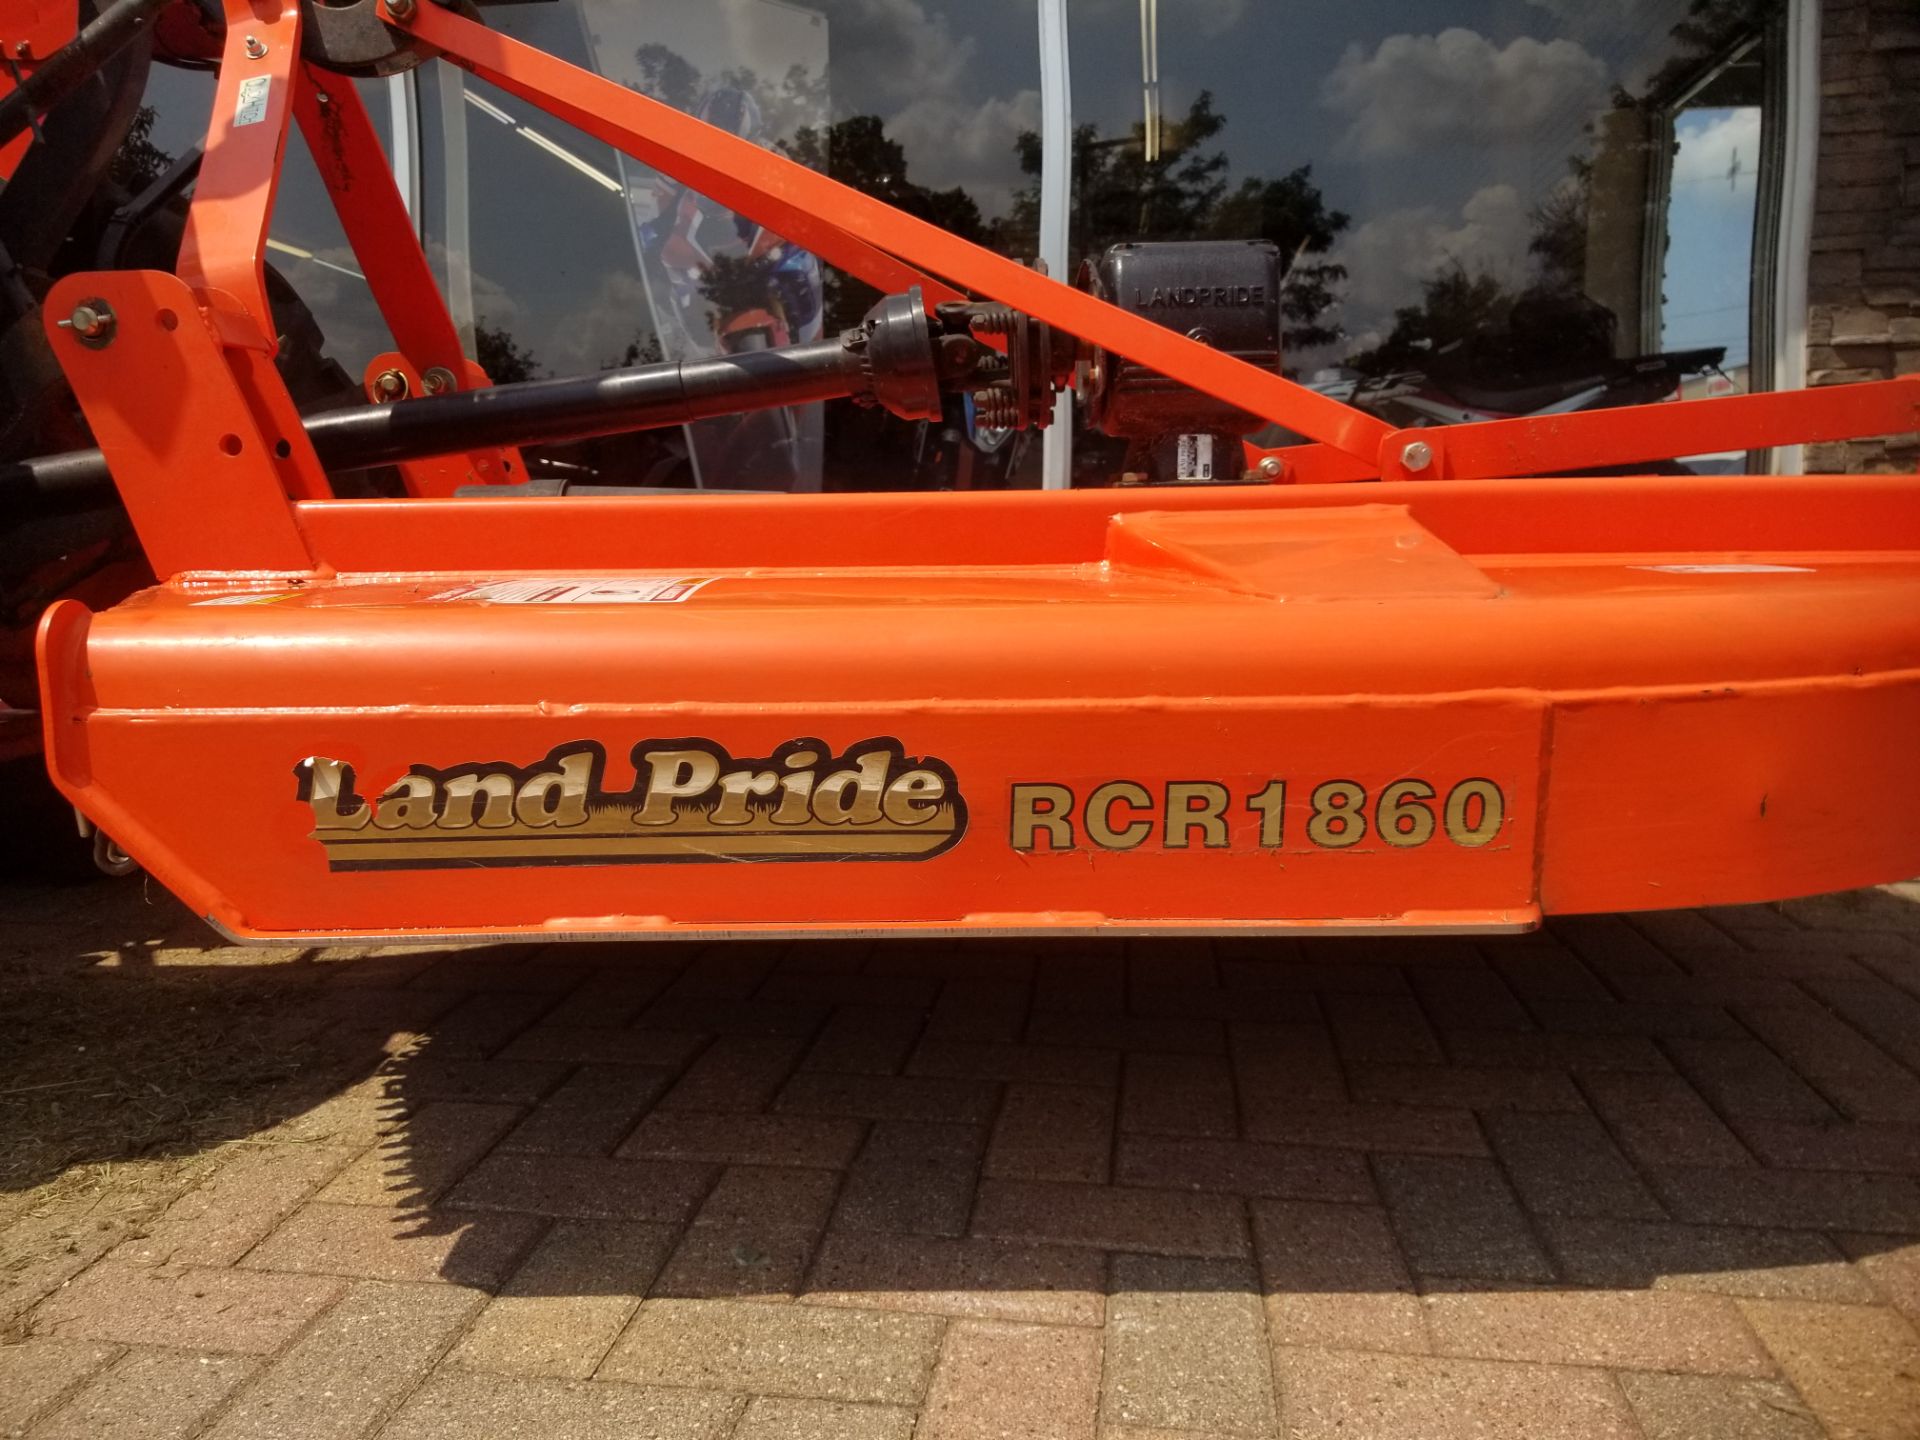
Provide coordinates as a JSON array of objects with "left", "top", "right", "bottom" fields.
[
  {"left": 57, "top": 301, "right": 116, "bottom": 347},
  {"left": 1400, "top": 440, "right": 1434, "bottom": 473},
  {"left": 385, "top": 0, "right": 416, "bottom": 20},
  {"left": 12, "top": 40, "right": 30, "bottom": 59},
  {"left": 244, "top": 34, "right": 267, "bottom": 58},
  {"left": 1257, "top": 456, "right": 1284, "bottom": 480},
  {"left": 373, "top": 368, "right": 409, "bottom": 401},
  {"left": 422, "top": 366, "right": 457, "bottom": 396}
]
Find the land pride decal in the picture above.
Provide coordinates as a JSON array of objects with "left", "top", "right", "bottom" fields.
[{"left": 295, "top": 739, "right": 965, "bottom": 870}]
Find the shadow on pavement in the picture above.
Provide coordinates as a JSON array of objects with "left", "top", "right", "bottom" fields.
[{"left": 3, "top": 870, "right": 1918, "bottom": 1323}]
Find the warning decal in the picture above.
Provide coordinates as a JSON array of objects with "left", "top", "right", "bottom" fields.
[{"left": 428, "top": 577, "right": 715, "bottom": 605}]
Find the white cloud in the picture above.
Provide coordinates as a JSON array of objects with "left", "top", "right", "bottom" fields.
[
  {"left": 887, "top": 88, "right": 1041, "bottom": 216},
  {"left": 1335, "top": 182, "right": 1535, "bottom": 319},
  {"left": 1673, "top": 105, "right": 1761, "bottom": 191},
  {"left": 1321, "top": 28, "right": 1609, "bottom": 158}
]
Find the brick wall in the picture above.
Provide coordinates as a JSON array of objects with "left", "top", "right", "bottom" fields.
[{"left": 1805, "top": 0, "right": 1920, "bottom": 472}]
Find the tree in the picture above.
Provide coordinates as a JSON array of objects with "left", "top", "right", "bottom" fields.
[
  {"left": 475, "top": 321, "right": 542, "bottom": 384},
  {"left": 780, "top": 115, "right": 986, "bottom": 333},
  {"left": 998, "top": 94, "right": 1351, "bottom": 351}
]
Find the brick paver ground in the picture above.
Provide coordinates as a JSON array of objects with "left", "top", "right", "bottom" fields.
[{"left": 3, "top": 879, "right": 1919, "bottom": 1438}]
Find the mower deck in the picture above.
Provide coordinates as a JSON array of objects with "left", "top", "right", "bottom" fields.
[{"left": 38, "top": 476, "right": 1920, "bottom": 942}]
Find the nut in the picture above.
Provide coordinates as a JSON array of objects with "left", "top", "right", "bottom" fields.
[
  {"left": 421, "top": 366, "right": 458, "bottom": 396},
  {"left": 244, "top": 34, "right": 267, "bottom": 58},
  {"left": 1400, "top": 440, "right": 1434, "bottom": 473},
  {"left": 58, "top": 301, "right": 116, "bottom": 348},
  {"left": 372, "top": 368, "right": 410, "bottom": 401},
  {"left": 1257, "top": 456, "right": 1284, "bottom": 480},
  {"left": 385, "top": 0, "right": 416, "bottom": 20}
]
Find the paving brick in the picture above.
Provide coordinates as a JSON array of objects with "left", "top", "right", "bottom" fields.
[
  {"left": 1350, "top": 1064, "right": 1585, "bottom": 1113},
  {"left": 918, "top": 1320, "right": 1100, "bottom": 1440},
  {"left": 654, "top": 1215, "right": 820, "bottom": 1303},
  {"left": 1026, "top": 1011, "right": 1223, "bottom": 1055},
  {"left": 1728, "top": 1116, "right": 1920, "bottom": 1174},
  {"left": 447, "top": 1221, "right": 676, "bottom": 1379},
  {"left": 34, "top": 1261, "right": 343, "bottom": 1353},
  {"left": 1373, "top": 1155, "right": 1554, "bottom": 1282},
  {"left": 1274, "top": 1348, "right": 1642, "bottom": 1440},
  {"left": 1665, "top": 1036, "right": 1841, "bottom": 1121},
  {"left": 619, "top": 1112, "right": 866, "bottom": 1169},
  {"left": 1032, "top": 955, "right": 1127, "bottom": 1015},
  {"left": 800, "top": 1006, "right": 927, "bottom": 1075},
  {"left": 659, "top": 1034, "right": 808, "bottom": 1112},
  {"left": 1115, "top": 1136, "right": 1373, "bottom": 1203},
  {"left": 665, "top": 942, "right": 786, "bottom": 998},
  {"left": 0, "top": 1339, "right": 118, "bottom": 1435},
  {"left": 1441, "top": 1028, "right": 1672, "bottom": 1073},
  {"left": 922, "top": 978, "right": 1031, "bottom": 1043},
  {"left": 1103, "top": 1256, "right": 1275, "bottom": 1437},
  {"left": 444, "top": 1151, "right": 713, "bottom": 1223},
  {"left": 242, "top": 1203, "right": 542, "bottom": 1287},
  {"left": 498, "top": 1025, "right": 706, "bottom": 1070},
  {"left": 1223, "top": 958, "right": 1412, "bottom": 997},
  {"left": 761, "top": 971, "right": 940, "bottom": 1009},
  {"left": 697, "top": 1166, "right": 841, "bottom": 1232},
  {"left": 833, "top": 1122, "right": 985, "bottom": 1238},
  {"left": 1118, "top": 1052, "right": 1236, "bottom": 1138},
  {"left": 113, "top": 1142, "right": 358, "bottom": 1267},
  {"left": 909, "top": 1039, "right": 1117, "bottom": 1087},
  {"left": 1425, "top": 1287, "right": 1776, "bottom": 1375},
  {"left": 639, "top": 996, "right": 828, "bottom": 1038},
  {"left": 258, "top": 1079, "right": 403, "bottom": 1148},
  {"left": 805, "top": 1232, "right": 1105, "bottom": 1327},
  {"left": 600, "top": 1298, "right": 944, "bottom": 1404},
  {"left": 778, "top": 1072, "right": 998, "bottom": 1125},
  {"left": 1229, "top": 1021, "right": 1346, "bottom": 1102},
  {"left": 534, "top": 970, "right": 678, "bottom": 1029},
  {"left": 1554, "top": 914, "right": 1688, "bottom": 982},
  {"left": 387, "top": 1056, "right": 572, "bottom": 1107},
  {"left": 1616, "top": 1373, "right": 1822, "bottom": 1440},
  {"left": 1541, "top": 1216, "right": 1877, "bottom": 1302},
  {"left": 379, "top": 1372, "right": 739, "bottom": 1440},
  {"left": 1252, "top": 1200, "right": 1428, "bottom": 1355},
  {"left": 1579, "top": 1070, "right": 1753, "bottom": 1167},
  {"left": 1648, "top": 1164, "right": 1920, "bottom": 1233},
  {"left": 203, "top": 1280, "right": 481, "bottom": 1440},
  {"left": 497, "top": 1065, "right": 674, "bottom": 1155},
  {"left": 408, "top": 955, "right": 586, "bottom": 994},
  {"left": 1486, "top": 945, "right": 1612, "bottom": 1002},
  {"left": 732, "top": 1396, "right": 914, "bottom": 1440},
  {"left": 971, "top": 1179, "right": 1247, "bottom": 1259},
  {"left": 1527, "top": 997, "right": 1741, "bottom": 1039},
  {"left": 1406, "top": 968, "right": 1533, "bottom": 1031},
  {"left": 419, "top": 990, "right": 558, "bottom": 1058},
  {"left": 315, "top": 1103, "right": 521, "bottom": 1208},
  {"left": 1737, "top": 1003, "right": 1920, "bottom": 1121},
  {"left": 871, "top": 941, "right": 1031, "bottom": 983},
  {"left": 1739, "top": 1298, "right": 1920, "bottom": 1440},
  {"left": 1324, "top": 992, "right": 1444, "bottom": 1066},
  {"left": 1241, "top": 1099, "right": 1489, "bottom": 1156},
  {"left": 32, "top": 1349, "right": 259, "bottom": 1440},
  {"left": 985, "top": 1084, "right": 1113, "bottom": 1184},
  {"left": 1836, "top": 1234, "right": 1920, "bottom": 1323},
  {"left": 1482, "top": 1110, "right": 1663, "bottom": 1220}
]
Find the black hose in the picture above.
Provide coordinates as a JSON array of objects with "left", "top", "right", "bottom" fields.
[{"left": 3, "top": 334, "right": 874, "bottom": 515}]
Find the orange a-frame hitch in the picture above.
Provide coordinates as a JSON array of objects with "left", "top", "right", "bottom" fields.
[{"left": 25, "top": 0, "right": 1920, "bottom": 941}]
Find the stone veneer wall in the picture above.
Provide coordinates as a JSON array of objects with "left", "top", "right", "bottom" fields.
[{"left": 1805, "top": 0, "right": 1919, "bottom": 472}]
